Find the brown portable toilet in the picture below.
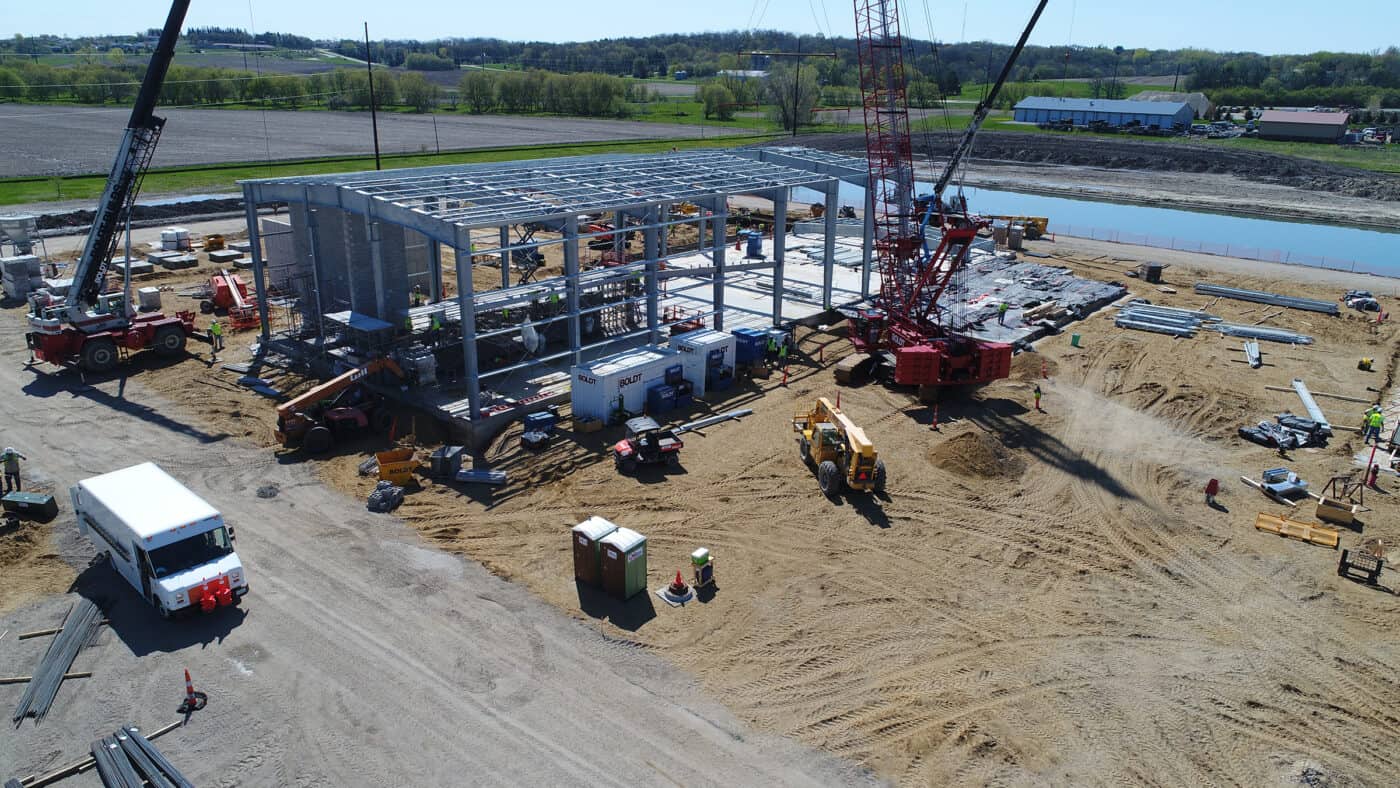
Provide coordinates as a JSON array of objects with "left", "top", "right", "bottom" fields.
[
  {"left": 571, "top": 516, "right": 618, "bottom": 587},
  {"left": 600, "top": 527, "right": 648, "bottom": 600}
]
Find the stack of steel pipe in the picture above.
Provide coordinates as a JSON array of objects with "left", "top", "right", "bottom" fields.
[
  {"left": 12, "top": 598, "right": 102, "bottom": 723},
  {"left": 1114, "top": 302, "right": 1212, "bottom": 337},
  {"left": 90, "top": 726, "right": 192, "bottom": 788},
  {"left": 1193, "top": 283, "right": 1340, "bottom": 315},
  {"left": 1210, "top": 323, "right": 1314, "bottom": 344}
]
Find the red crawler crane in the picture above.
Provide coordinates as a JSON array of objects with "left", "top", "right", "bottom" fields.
[{"left": 849, "top": 0, "right": 1048, "bottom": 388}]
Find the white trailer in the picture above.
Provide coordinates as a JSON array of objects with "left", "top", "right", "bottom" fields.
[
  {"left": 570, "top": 346, "right": 679, "bottom": 424},
  {"left": 670, "top": 328, "right": 736, "bottom": 396},
  {"left": 72, "top": 462, "right": 247, "bottom": 618}
]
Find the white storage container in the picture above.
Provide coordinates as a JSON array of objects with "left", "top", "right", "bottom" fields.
[
  {"left": 138, "top": 286, "right": 162, "bottom": 311},
  {"left": 570, "top": 346, "right": 678, "bottom": 424},
  {"left": 669, "top": 328, "right": 737, "bottom": 396}
]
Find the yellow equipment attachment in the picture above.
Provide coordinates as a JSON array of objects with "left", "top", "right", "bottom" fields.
[{"left": 792, "top": 397, "right": 886, "bottom": 495}]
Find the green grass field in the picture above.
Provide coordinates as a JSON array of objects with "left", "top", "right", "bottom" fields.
[
  {"left": 0, "top": 135, "right": 782, "bottom": 206},
  {"left": 952, "top": 81, "right": 1157, "bottom": 103}
]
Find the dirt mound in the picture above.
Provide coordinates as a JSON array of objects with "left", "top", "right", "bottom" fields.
[
  {"left": 1010, "top": 351, "right": 1057, "bottom": 381},
  {"left": 928, "top": 430, "right": 1026, "bottom": 479},
  {"left": 777, "top": 132, "right": 1400, "bottom": 202},
  {"left": 0, "top": 520, "right": 74, "bottom": 614}
]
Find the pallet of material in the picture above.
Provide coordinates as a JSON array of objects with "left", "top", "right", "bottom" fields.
[
  {"left": 1253, "top": 512, "right": 1340, "bottom": 549},
  {"left": 207, "top": 249, "right": 244, "bottom": 264}
]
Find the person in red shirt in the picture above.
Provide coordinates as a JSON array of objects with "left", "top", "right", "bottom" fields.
[{"left": 1205, "top": 478, "right": 1220, "bottom": 507}]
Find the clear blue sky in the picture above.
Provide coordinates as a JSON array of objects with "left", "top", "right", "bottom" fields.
[{"left": 6, "top": 1, "right": 1390, "bottom": 55}]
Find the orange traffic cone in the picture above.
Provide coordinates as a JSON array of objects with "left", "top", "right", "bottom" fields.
[
  {"left": 668, "top": 571, "right": 688, "bottom": 596},
  {"left": 177, "top": 668, "right": 208, "bottom": 714}
]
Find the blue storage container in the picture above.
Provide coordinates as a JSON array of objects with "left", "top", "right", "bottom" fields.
[
  {"left": 674, "top": 380, "right": 694, "bottom": 407},
  {"left": 524, "top": 411, "right": 558, "bottom": 433},
  {"left": 707, "top": 369, "right": 734, "bottom": 392},
  {"left": 664, "top": 364, "right": 684, "bottom": 385},
  {"left": 647, "top": 384, "right": 677, "bottom": 414},
  {"left": 731, "top": 327, "right": 764, "bottom": 363}
]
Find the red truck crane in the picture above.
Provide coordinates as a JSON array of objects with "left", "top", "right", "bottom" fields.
[
  {"left": 24, "top": 1, "right": 197, "bottom": 374},
  {"left": 847, "top": 0, "right": 1048, "bottom": 389}
]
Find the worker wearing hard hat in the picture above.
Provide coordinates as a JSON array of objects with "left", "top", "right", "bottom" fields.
[
  {"left": 1364, "top": 408, "right": 1385, "bottom": 446},
  {"left": 1, "top": 447, "right": 27, "bottom": 492}
]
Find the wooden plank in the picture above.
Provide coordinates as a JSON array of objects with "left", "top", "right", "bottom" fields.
[
  {"left": 1254, "top": 513, "right": 1341, "bottom": 549},
  {"left": 1263, "top": 385, "right": 1373, "bottom": 404},
  {"left": 0, "top": 672, "right": 91, "bottom": 686}
]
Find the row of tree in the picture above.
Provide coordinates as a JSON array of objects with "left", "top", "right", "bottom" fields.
[
  {"left": 0, "top": 61, "right": 443, "bottom": 112},
  {"left": 457, "top": 70, "right": 627, "bottom": 116}
]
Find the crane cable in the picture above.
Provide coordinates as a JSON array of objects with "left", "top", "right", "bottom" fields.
[{"left": 248, "top": 0, "right": 276, "bottom": 176}]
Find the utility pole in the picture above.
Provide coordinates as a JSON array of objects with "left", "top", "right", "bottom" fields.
[
  {"left": 1172, "top": 62, "right": 1180, "bottom": 92},
  {"left": 365, "top": 22, "right": 382, "bottom": 171},
  {"left": 748, "top": 45, "right": 837, "bottom": 137}
]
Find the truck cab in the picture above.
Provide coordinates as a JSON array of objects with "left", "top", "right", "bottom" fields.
[{"left": 73, "top": 463, "right": 247, "bottom": 618}]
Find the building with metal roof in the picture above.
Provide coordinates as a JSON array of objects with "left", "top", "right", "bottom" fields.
[
  {"left": 1257, "top": 110, "right": 1350, "bottom": 142},
  {"left": 237, "top": 146, "right": 874, "bottom": 438},
  {"left": 1013, "top": 97, "right": 1194, "bottom": 129}
]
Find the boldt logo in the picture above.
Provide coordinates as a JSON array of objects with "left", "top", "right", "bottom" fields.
[
  {"left": 618, "top": 373, "right": 643, "bottom": 387},
  {"left": 578, "top": 374, "right": 597, "bottom": 385}
]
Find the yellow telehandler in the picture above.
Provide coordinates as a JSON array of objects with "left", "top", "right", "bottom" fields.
[{"left": 793, "top": 397, "right": 886, "bottom": 496}]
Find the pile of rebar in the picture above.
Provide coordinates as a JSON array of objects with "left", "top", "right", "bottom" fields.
[
  {"left": 12, "top": 599, "right": 103, "bottom": 723},
  {"left": 1193, "top": 283, "right": 1340, "bottom": 315},
  {"left": 91, "top": 726, "right": 193, "bottom": 788}
]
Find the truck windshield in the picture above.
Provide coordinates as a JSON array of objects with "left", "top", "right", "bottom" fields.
[{"left": 147, "top": 526, "right": 233, "bottom": 578}]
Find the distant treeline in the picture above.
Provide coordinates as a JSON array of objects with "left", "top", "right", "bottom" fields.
[
  {"left": 0, "top": 62, "right": 444, "bottom": 112},
  {"left": 5, "top": 28, "right": 1398, "bottom": 109}
]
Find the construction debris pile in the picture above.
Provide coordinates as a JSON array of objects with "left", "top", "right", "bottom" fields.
[
  {"left": 945, "top": 261, "right": 1128, "bottom": 345},
  {"left": 1115, "top": 300, "right": 1315, "bottom": 344},
  {"left": 11, "top": 598, "right": 103, "bottom": 724},
  {"left": 1239, "top": 413, "right": 1330, "bottom": 450}
]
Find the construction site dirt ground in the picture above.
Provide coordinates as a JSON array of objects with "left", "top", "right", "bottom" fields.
[{"left": 5, "top": 230, "right": 1400, "bottom": 785}]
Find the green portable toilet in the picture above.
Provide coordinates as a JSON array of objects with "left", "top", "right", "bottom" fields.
[
  {"left": 600, "top": 527, "right": 647, "bottom": 600},
  {"left": 571, "top": 516, "right": 618, "bottom": 587}
]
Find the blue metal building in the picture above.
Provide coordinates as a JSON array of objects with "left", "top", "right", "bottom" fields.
[{"left": 1013, "top": 97, "right": 1194, "bottom": 129}]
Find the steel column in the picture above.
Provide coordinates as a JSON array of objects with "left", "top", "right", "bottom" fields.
[
  {"left": 644, "top": 206, "right": 661, "bottom": 345},
  {"left": 772, "top": 190, "right": 787, "bottom": 326},
  {"left": 711, "top": 197, "right": 727, "bottom": 331},
  {"left": 300, "top": 190, "right": 325, "bottom": 343},
  {"left": 243, "top": 190, "right": 271, "bottom": 342},
  {"left": 453, "top": 225, "right": 480, "bottom": 422},
  {"left": 862, "top": 183, "right": 875, "bottom": 299},
  {"left": 499, "top": 226, "right": 510, "bottom": 289},
  {"left": 563, "top": 215, "right": 582, "bottom": 365},
  {"left": 365, "top": 212, "right": 388, "bottom": 320},
  {"left": 823, "top": 182, "right": 837, "bottom": 309},
  {"left": 658, "top": 203, "right": 670, "bottom": 258},
  {"left": 428, "top": 240, "right": 442, "bottom": 301}
]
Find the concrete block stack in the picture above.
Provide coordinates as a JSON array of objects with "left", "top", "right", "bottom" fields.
[
  {"left": 2, "top": 254, "right": 43, "bottom": 300},
  {"left": 208, "top": 249, "right": 243, "bottom": 264}
]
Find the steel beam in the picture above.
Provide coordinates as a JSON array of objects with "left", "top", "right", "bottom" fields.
[{"left": 499, "top": 226, "right": 510, "bottom": 290}]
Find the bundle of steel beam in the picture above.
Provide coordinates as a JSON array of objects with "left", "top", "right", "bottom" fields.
[
  {"left": 1210, "top": 323, "right": 1314, "bottom": 344},
  {"left": 90, "top": 727, "right": 192, "bottom": 788},
  {"left": 1193, "top": 283, "right": 1340, "bottom": 315},
  {"left": 12, "top": 598, "right": 102, "bottom": 723},
  {"left": 1114, "top": 302, "right": 1209, "bottom": 337},
  {"left": 1119, "top": 300, "right": 1222, "bottom": 322}
]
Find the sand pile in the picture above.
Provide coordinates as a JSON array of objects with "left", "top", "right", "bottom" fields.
[
  {"left": 928, "top": 430, "right": 1026, "bottom": 479},
  {"left": 1010, "top": 351, "right": 1057, "bottom": 381}
]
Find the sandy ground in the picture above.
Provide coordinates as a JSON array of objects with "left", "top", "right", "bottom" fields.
[
  {"left": 8, "top": 221, "right": 1400, "bottom": 785},
  {"left": 327, "top": 252, "right": 1399, "bottom": 784},
  {"left": 0, "top": 281, "right": 867, "bottom": 784},
  {"left": 0, "top": 104, "right": 752, "bottom": 178}
]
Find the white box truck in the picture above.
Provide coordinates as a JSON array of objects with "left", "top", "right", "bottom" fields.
[{"left": 72, "top": 463, "right": 247, "bottom": 618}]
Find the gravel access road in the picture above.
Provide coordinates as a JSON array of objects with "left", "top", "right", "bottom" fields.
[
  {"left": 0, "top": 104, "right": 751, "bottom": 178},
  {"left": 0, "top": 346, "right": 867, "bottom": 785}
]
